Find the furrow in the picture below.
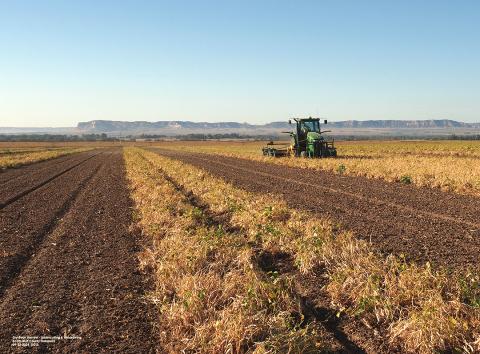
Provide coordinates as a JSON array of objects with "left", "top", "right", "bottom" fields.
[{"left": 0, "top": 152, "right": 101, "bottom": 209}]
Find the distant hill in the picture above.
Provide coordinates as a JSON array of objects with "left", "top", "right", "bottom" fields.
[
  {"left": 1, "top": 119, "right": 479, "bottom": 137},
  {"left": 75, "top": 119, "right": 480, "bottom": 136},
  {"left": 330, "top": 119, "right": 480, "bottom": 129},
  {"left": 76, "top": 120, "right": 256, "bottom": 132}
]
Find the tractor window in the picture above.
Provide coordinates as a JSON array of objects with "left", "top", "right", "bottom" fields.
[{"left": 303, "top": 121, "right": 319, "bottom": 132}]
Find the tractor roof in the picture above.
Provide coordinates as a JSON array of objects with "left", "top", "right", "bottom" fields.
[{"left": 293, "top": 117, "right": 320, "bottom": 122}]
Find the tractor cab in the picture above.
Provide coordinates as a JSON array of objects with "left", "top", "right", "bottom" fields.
[
  {"left": 300, "top": 119, "right": 320, "bottom": 134},
  {"left": 295, "top": 119, "right": 322, "bottom": 151}
]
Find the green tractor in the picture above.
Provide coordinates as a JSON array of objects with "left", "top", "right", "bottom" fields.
[{"left": 262, "top": 117, "right": 337, "bottom": 158}]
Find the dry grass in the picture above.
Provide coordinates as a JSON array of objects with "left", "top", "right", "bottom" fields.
[
  {"left": 152, "top": 140, "right": 480, "bottom": 196},
  {"left": 124, "top": 148, "right": 325, "bottom": 353},
  {"left": 126, "top": 146, "right": 480, "bottom": 353},
  {"left": 0, "top": 147, "right": 92, "bottom": 169}
]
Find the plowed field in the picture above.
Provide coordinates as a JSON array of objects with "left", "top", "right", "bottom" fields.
[
  {"left": 0, "top": 149, "right": 157, "bottom": 352},
  {"left": 152, "top": 148, "right": 480, "bottom": 271},
  {"left": 2, "top": 145, "right": 478, "bottom": 353}
]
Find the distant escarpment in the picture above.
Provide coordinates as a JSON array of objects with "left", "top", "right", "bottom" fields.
[{"left": 75, "top": 119, "right": 480, "bottom": 137}]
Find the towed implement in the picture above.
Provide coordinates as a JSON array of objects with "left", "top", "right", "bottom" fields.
[{"left": 262, "top": 117, "right": 337, "bottom": 158}]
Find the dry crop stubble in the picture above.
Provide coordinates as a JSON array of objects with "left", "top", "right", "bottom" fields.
[
  {"left": 152, "top": 140, "right": 480, "bottom": 196},
  {"left": 126, "top": 147, "right": 480, "bottom": 353},
  {"left": 124, "top": 148, "right": 326, "bottom": 353}
]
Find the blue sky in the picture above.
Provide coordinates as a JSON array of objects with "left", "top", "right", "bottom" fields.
[{"left": 0, "top": 0, "right": 479, "bottom": 127}]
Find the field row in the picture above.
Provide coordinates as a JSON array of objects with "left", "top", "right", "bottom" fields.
[
  {"left": 0, "top": 146, "right": 92, "bottom": 169},
  {"left": 125, "top": 147, "right": 480, "bottom": 353},
  {"left": 149, "top": 148, "right": 480, "bottom": 270},
  {"left": 154, "top": 140, "right": 480, "bottom": 196}
]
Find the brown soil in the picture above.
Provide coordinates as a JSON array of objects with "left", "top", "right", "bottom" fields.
[
  {"left": 152, "top": 148, "right": 480, "bottom": 272},
  {"left": 0, "top": 148, "right": 157, "bottom": 352}
]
